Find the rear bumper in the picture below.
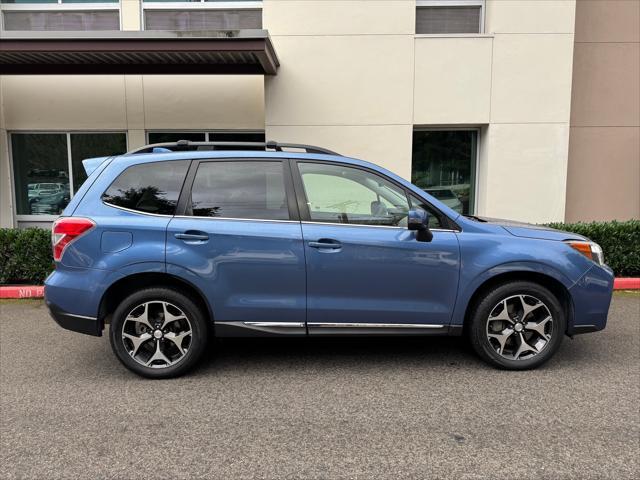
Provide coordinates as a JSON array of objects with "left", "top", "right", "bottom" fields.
[
  {"left": 46, "top": 300, "right": 102, "bottom": 336},
  {"left": 568, "top": 264, "right": 615, "bottom": 336}
]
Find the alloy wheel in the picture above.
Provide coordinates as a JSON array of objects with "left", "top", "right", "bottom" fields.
[
  {"left": 121, "top": 301, "right": 192, "bottom": 369},
  {"left": 485, "top": 294, "right": 553, "bottom": 360}
]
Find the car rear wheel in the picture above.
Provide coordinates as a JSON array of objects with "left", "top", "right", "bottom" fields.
[
  {"left": 109, "top": 288, "right": 208, "bottom": 378},
  {"left": 468, "top": 281, "right": 566, "bottom": 370}
]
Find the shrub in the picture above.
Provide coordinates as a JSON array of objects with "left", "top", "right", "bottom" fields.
[
  {"left": 546, "top": 220, "right": 640, "bottom": 277},
  {"left": 0, "top": 228, "right": 53, "bottom": 285}
]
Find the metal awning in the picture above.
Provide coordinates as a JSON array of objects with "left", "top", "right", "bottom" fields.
[{"left": 0, "top": 30, "right": 279, "bottom": 75}]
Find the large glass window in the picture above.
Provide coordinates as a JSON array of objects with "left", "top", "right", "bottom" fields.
[
  {"left": 70, "top": 133, "right": 127, "bottom": 191},
  {"left": 298, "top": 163, "right": 411, "bottom": 227},
  {"left": 11, "top": 132, "right": 127, "bottom": 216},
  {"left": 416, "top": 0, "right": 484, "bottom": 34},
  {"left": 189, "top": 161, "right": 289, "bottom": 220},
  {"left": 412, "top": 130, "right": 477, "bottom": 215},
  {"left": 102, "top": 160, "right": 190, "bottom": 215}
]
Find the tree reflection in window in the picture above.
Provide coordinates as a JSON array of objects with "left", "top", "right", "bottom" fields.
[{"left": 101, "top": 160, "right": 190, "bottom": 215}]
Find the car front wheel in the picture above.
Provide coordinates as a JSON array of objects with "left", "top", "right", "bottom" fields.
[
  {"left": 468, "top": 281, "right": 566, "bottom": 370},
  {"left": 109, "top": 288, "right": 208, "bottom": 378}
]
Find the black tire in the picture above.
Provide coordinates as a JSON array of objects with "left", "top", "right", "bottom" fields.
[
  {"left": 109, "top": 287, "right": 209, "bottom": 379},
  {"left": 468, "top": 281, "right": 566, "bottom": 370}
]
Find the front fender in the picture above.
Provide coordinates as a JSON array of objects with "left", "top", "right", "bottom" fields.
[{"left": 450, "top": 260, "right": 576, "bottom": 326}]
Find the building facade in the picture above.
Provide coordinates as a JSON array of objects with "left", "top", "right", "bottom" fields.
[{"left": 1, "top": 0, "right": 638, "bottom": 229}]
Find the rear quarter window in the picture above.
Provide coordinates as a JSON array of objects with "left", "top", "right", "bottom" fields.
[{"left": 102, "top": 160, "right": 189, "bottom": 215}]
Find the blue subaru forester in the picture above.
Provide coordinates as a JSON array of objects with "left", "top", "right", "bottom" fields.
[{"left": 45, "top": 141, "right": 614, "bottom": 378}]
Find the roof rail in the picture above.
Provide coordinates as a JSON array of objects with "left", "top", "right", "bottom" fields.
[{"left": 127, "top": 140, "right": 340, "bottom": 156}]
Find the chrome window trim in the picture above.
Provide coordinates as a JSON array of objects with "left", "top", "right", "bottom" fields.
[
  {"left": 102, "top": 201, "right": 174, "bottom": 217},
  {"left": 301, "top": 221, "right": 457, "bottom": 233},
  {"left": 173, "top": 215, "right": 297, "bottom": 224},
  {"left": 308, "top": 323, "right": 445, "bottom": 329}
]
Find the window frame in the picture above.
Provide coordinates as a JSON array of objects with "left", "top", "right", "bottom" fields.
[
  {"left": 174, "top": 157, "right": 300, "bottom": 223},
  {"left": 415, "top": 0, "right": 485, "bottom": 36},
  {"left": 9, "top": 130, "right": 128, "bottom": 222},
  {"left": 290, "top": 159, "right": 458, "bottom": 231},
  {"left": 141, "top": 0, "right": 262, "bottom": 32},
  {"left": 0, "top": 1, "right": 122, "bottom": 31}
]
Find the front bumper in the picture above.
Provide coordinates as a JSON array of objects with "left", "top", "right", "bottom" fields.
[
  {"left": 46, "top": 300, "right": 102, "bottom": 336},
  {"left": 568, "top": 264, "right": 615, "bottom": 336}
]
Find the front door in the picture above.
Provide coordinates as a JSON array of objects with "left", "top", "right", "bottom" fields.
[
  {"left": 166, "top": 159, "right": 306, "bottom": 336},
  {"left": 293, "top": 161, "right": 460, "bottom": 334}
]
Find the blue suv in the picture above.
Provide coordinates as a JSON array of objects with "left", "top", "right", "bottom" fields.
[{"left": 45, "top": 141, "right": 614, "bottom": 378}]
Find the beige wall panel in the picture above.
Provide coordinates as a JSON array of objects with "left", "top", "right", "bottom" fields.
[
  {"left": 121, "top": 0, "right": 142, "bottom": 31},
  {"left": 124, "top": 75, "right": 145, "bottom": 130},
  {"left": 485, "top": 0, "right": 576, "bottom": 34},
  {"left": 575, "top": 0, "right": 640, "bottom": 43},
  {"left": 490, "top": 34, "right": 574, "bottom": 124},
  {"left": 266, "top": 35, "right": 414, "bottom": 126},
  {"left": 263, "top": 0, "right": 414, "bottom": 35},
  {"left": 570, "top": 42, "right": 640, "bottom": 127},
  {"left": 266, "top": 124, "right": 413, "bottom": 179},
  {"left": 566, "top": 126, "right": 640, "bottom": 222},
  {"left": 413, "top": 37, "right": 492, "bottom": 125},
  {"left": 128, "top": 129, "right": 147, "bottom": 150},
  {"left": 483, "top": 123, "right": 570, "bottom": 223},
  {"left": 143, "top": 75, "right": 264, "bottom": 130},
  {"left": 1, "top": 76, "right": 127, "bottom": 130}
]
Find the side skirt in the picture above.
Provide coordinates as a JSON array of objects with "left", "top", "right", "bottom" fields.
[{"left": 215, "top": 321, "right": 460, "bottom": 337}]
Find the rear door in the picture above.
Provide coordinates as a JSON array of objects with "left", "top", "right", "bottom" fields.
[{"left": 166, "top": 158, "right": 306, "bottom": 336}]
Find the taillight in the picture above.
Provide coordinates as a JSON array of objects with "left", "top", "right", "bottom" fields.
[{"left": 52, "top": 217, "right": 95, "bottom": 262}]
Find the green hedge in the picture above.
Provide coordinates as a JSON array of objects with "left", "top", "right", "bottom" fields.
[
  {"left": 0, "top": 228, "right": 53, "bottom": 285},
  {"left": 546, "top": 220, "right": 640, "bottom": 277},
  {"left": 0, "top": 220, "right": 638, "bottom": 284}
]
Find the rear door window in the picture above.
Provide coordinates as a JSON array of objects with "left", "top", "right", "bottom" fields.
[
  {"left": 188, "top": 161, "right": 290, "bottom": 220},
  {"left": 102, "top": 160, "right": 189, "bottom": 215}
]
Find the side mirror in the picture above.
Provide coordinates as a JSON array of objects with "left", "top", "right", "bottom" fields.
[{"left": 407, "top": 209, "right": 433, "bottom": 242}]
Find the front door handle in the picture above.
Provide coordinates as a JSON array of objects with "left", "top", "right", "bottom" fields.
[
  {"left": 308, "top": 239, "right": 342, "bottom": 250},
  {"left": 174, "top": 231, "right": 209, "bottom": 242}
]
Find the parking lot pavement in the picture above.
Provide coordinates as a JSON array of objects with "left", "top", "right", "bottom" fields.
[{"left": 1, "top": 294, "right": 638, "bottom": 480}]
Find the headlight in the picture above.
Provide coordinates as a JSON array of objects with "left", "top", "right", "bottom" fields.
[{"left": 566, "top": 240, "right": 605, "bottom": 266}]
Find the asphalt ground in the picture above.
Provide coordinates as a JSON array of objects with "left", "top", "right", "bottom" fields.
[{"left": 1, "top": 293, "right": 638, "bottom": 479}]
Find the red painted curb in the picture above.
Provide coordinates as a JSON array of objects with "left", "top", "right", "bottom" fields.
[
  {"left": 1, "top": 278, "right": 638, "bottom": 299},
  {"left": 614, "top": 278, "right": 640, "bottom": 290},
  {"left": 0, "top": 285, "right": 44, "bottom": 299}
]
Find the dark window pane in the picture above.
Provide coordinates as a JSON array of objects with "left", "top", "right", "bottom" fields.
[
  {"left": 412, "top": 130, "right": 477, "bottom": 215},
  {"left": 102, "top": 161, "right": 189, "bottom": 215},
  {"left": 144, "top": 9, "right": 262, "bottom": 31},
  {"left": 416, "top": 6, "right": 481, "bottom": 34},
  {"left": 70, "top": 133, "right": 127, "bottom": 192},
  {"left": 3, "top": 10, "right": 120, "bottom": 31},
  {"left": 298, "top": 163, "right": 410, "bottom": 226},
  {"left": 11, "top": 133, "right": 70, "bottom": 216},
  {"left": 408, "top": 194, "right": 444, "bottom": 229},
  {"left": 148, "top": 132, "right": 206, "bottom": 144},
  {"left": 189, "top": 161, "right": 289, "bottom": 220},
  {"left": 210, "top": 131, "right": 265, "bottom": 150}
]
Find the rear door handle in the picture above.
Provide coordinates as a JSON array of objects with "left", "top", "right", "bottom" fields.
[
  {"left": 308, "top": 239, "right": 342, "bottom": 250},
  {"left": 174, "top": 231, "right": 209, "bottom": 242}
]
